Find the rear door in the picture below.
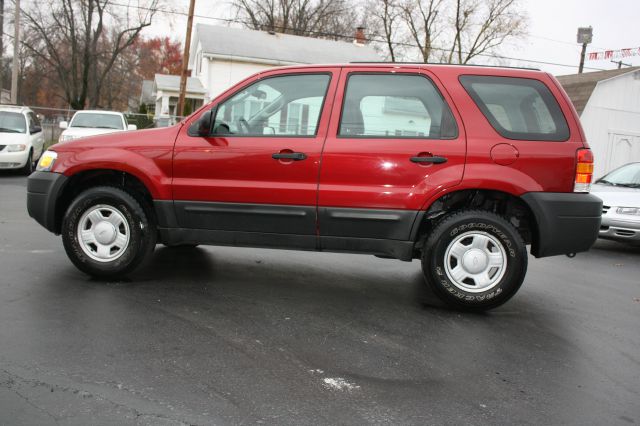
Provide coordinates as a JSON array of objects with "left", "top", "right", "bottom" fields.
[
  {"left": 318, "top": 67, "right": 466, "bottom": 244},
  {"left": 172, "top": 68, "right": 339, "bottom": 245}
]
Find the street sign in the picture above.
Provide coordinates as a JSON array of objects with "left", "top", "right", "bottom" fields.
[{"left": 577, "top": 27, "right": 593, "bottom": 44}]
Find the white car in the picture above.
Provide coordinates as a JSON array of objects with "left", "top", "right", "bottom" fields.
[
  {"left": 0, "top": 106, "right": 45, "bottom": 174},
  {"left": 591, "top": 162, "right": 640, "bottom": 244},
  {"left": 59, "top": 110, "right": 137, "bottom": 143}
]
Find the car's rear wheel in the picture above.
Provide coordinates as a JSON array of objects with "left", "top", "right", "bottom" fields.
[
  {"left": 421, "top": 210, "right": 528, "bottom": 311},
  {"left": 62, "top": 186, "right": 156, "bottom": 278}
]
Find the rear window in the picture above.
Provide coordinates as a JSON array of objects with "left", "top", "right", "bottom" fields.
[{"left": 459, "top": 75, "right": 569, "bottom": 141}]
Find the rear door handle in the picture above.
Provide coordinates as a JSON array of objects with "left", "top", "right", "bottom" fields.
[
  {"left": 272, "top": 152, "right": 307, "bottom": 161},
  {"left": 410, "top": 155, "right": 448, "bottom": 164}
]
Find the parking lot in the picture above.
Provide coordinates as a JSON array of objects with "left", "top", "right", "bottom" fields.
[{"left": 0, "top": 173, "right": 638, "bottom": 425}]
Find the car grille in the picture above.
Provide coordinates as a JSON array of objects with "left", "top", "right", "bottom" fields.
[
  {"left": 0, "top": 145, "right": 5, "bottom": 151},
  {"left": 602, "top": 205, "right": 610, "bottom": 215}
]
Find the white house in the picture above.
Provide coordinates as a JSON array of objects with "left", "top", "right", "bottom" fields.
[
  {"left": 557, "top": 67, "right": 640, "bottom": 178},
  {"left": 151, "top": 74, "right": 208, "bottom": 117},
  {"left": 188, "top": 24, "right": 380, "bottom": 101}
]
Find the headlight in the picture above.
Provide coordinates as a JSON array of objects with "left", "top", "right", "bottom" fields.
[
  {"left": 616, "top": 207, "right": 640, "bottom": 216},
  {"left": 7, "top": 144, "right": 27, "bottom": 152},
  {"left": 36, "top": 151, "right": 58, "bottom": 172}
]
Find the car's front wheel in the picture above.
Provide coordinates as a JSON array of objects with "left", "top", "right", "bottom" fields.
[
  {"left": 421, "top": 210, "right": 528, "bottom": 311},
  {"left": 61, "top": 187, "right": 156, "bottom": 278},
  {"left": 20, "top": 149, "right": 33, "bottom": 175}
]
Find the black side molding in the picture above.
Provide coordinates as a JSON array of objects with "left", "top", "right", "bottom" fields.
[{"left": 522, "top": 192, "right": 602, "bottom": 258}]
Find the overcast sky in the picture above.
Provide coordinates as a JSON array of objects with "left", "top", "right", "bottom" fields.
[{"left": 143, "top": 0, "right": 640, "bottom": 76}]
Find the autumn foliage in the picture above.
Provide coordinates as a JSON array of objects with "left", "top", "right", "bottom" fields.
[{"left": 135, "top": 37, "right": 183, "bottom": 81}]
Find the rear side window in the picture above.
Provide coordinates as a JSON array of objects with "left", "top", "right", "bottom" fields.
[
  {"left": 459, "top": 75, "right": 569, "bottom": 141},
  {"left": 339, "top": 74, "right": 458, "bottom": 139}
]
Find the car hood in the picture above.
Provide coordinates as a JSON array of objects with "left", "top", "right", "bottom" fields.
[
  {"left": 50, "top": 125, "right": 180, "bottom": 152},
  {"left": 591, "top": 183, "right": 640, "bottom": 208},
  {"left": 0, "top": 132, "right": 28, "bottom": 145},
  {"left": 61, "top": 127, "right": 124, "bottom": 140}
]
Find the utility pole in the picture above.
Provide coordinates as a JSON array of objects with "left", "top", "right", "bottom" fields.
[
  {"left": 10, "top": 0, "right": 19, "bottom": 104},
  {"left": 177, "top": 0, "right": 196, "bottom": 119},
  {"left": 0, "top": 0, "right": 4, "bottom": 104},
  {"left": 576, "top": 26, "right": 593, "bottom": 74}
]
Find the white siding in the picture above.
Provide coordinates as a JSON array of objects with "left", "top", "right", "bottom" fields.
[
  {"left": 205, "top": 59, "right": 273, "bottom": 101},
  {"left": 580, "top": 70, "right": 640, "bottom": 177}
]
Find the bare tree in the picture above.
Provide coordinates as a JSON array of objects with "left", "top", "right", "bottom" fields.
[
  {"left": 369, "top": 0, "right": 526, "bottom": 64},
  {"left": 401, "top": 0, "right": 442, "bottom": 62},
  {"left": 370, "top": 0, "right": 400, "bottom": 62},
  {"left": 21, "top": 0, "right": 160, "bottom": 109},
  {"left": 233, "top": 0, "right": 361, "bottom": 41},
  {"left": 446, "top": 0, "right": 526, "bottom": 64}
]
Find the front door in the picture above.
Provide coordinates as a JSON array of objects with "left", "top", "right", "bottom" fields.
[
  {"left": 172, "top": 69, "right": 339, "bottom": 245},
  {"left": 318, "top": 67, "right": 466, "bottom": 246}
]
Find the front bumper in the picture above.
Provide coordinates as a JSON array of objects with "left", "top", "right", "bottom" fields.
[
  {"left": 522, "top": 192, "right": 602, "bottom": 258},
  {"left": 599, "top": 213, "right": 640, "bottom": 242},
  {"left": 27, "top": 171, "right": 68, "bottom": 234},
  {"left": 0, "top": 150, "right": 29, "bottom": 169}
]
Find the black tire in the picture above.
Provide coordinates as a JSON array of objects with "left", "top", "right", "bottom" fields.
[
  {"left": 61, "top": 186, "right": 157, "bottom": 278},
  {"left": 421, "top": 210, "right": 528, "bottom": 311},
  {"left": 20, "top": 150, "right": 33, "bottom": 175}
]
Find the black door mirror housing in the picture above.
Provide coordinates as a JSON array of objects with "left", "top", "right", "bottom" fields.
[{"left": 188, "top": 108, "right": 216, "bottom": 137}]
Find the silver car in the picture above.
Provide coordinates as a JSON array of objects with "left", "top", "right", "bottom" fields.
[{"left": 591, "top": 162, "right": 640, "bottom": 244}]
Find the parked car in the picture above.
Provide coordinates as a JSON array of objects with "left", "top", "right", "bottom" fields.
[
  {"left": 58, "top": 110, "right": 137, "bottom": 143},
  {"left": 27, "top": 63, "right": 602, "bottom": 311},
  {"left": 591, "top": 162, "right": 640, "bottom": 244},
  {"left": 0, "top": 105, "right": 45, "bottom": 174}
]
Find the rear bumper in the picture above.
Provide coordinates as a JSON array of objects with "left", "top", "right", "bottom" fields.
[
  {"left": 27, "top": 171, "right": 68, "bottom": 234},
  {"left": 522, "top": 192, "right": 602, "bottom": 258}
]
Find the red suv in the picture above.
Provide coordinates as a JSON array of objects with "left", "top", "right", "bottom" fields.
[{"left": 27, "top": 64, "right": 602, "bottom": 310}]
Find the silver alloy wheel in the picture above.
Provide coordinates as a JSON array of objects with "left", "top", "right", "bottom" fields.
[
  {"left": 444, "top": 231, "right": 507, "bottom": 293},
  {"left": 77, "top": 204, "right": 130, "bottom": 263}
]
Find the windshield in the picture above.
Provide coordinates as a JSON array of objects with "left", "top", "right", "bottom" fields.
[
  {"left": 0, "top": 111, "right": 27, "bottom": 133},
  {"left": 70, "top": 113, "right": 124, "bottom": 130},
  {"left": 598, "top": 163, "right": 640, "bottom": 188}
]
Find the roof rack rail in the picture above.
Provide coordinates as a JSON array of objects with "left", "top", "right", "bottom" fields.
[{"left": 348, "top": 61, "right": 541, "bottom": 71}]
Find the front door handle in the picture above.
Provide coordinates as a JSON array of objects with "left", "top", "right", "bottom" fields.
[
  {"left": 272, "top": 152, "right": 307, "bottom": 161},
  {"left": 410, "top": 155, "right": 448, "bottom": 164}
]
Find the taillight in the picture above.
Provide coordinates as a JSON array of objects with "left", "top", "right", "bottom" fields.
[{"left": 574, "top": 149, "right": 594, "bottom": 193}]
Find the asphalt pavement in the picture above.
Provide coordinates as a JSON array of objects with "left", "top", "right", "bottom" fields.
[{"left": 0, "top": 172, "right": 638, "bottom": 426}]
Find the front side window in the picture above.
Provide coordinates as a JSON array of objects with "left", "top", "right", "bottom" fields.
[
  {"left": 212, "top": 73, "right": 331, "bottom": 137},
  {"left": 339, "top": 74, "right": 458, "bottom": 139},
  {"left": 0, "top": 111, "right": 27, "bottom": 134},
  {"left": 70, "top": 113, "right": 124, "bottom": 130},
  {"left": 460, "top": 75, "right": 570, "bottom": 141}
]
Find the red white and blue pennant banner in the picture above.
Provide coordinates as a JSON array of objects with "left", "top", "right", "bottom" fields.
[{"left": 588, "top": 47, "right": 640, "bottom": 61}]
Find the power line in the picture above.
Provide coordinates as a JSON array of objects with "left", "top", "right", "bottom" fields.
[{"left": 13, "top": 0, "right": 609, "bottom": 72}]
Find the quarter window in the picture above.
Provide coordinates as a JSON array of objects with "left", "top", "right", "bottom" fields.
[
  {"left": 339, "top": 74, "right": 458, "bottom": 139},
  {"left": 459, "top": 75, "right": 570, "bottom": 141},
  {"left": 212, "top": 74, "right": 330, "bottom": 137}
]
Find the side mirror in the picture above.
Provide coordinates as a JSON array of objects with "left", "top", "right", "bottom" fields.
[
  {"left": 30, "top": 126, "right": 42, "bottom": 134},
  {"left": 127, "top": 124, "right": 137, "bottom": 131},
  {"left": 196, "top": 110, "right": 214, "bottom": 136},
  {"left": 59, "top": 121, "right": 68, "bottom": 130}
]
